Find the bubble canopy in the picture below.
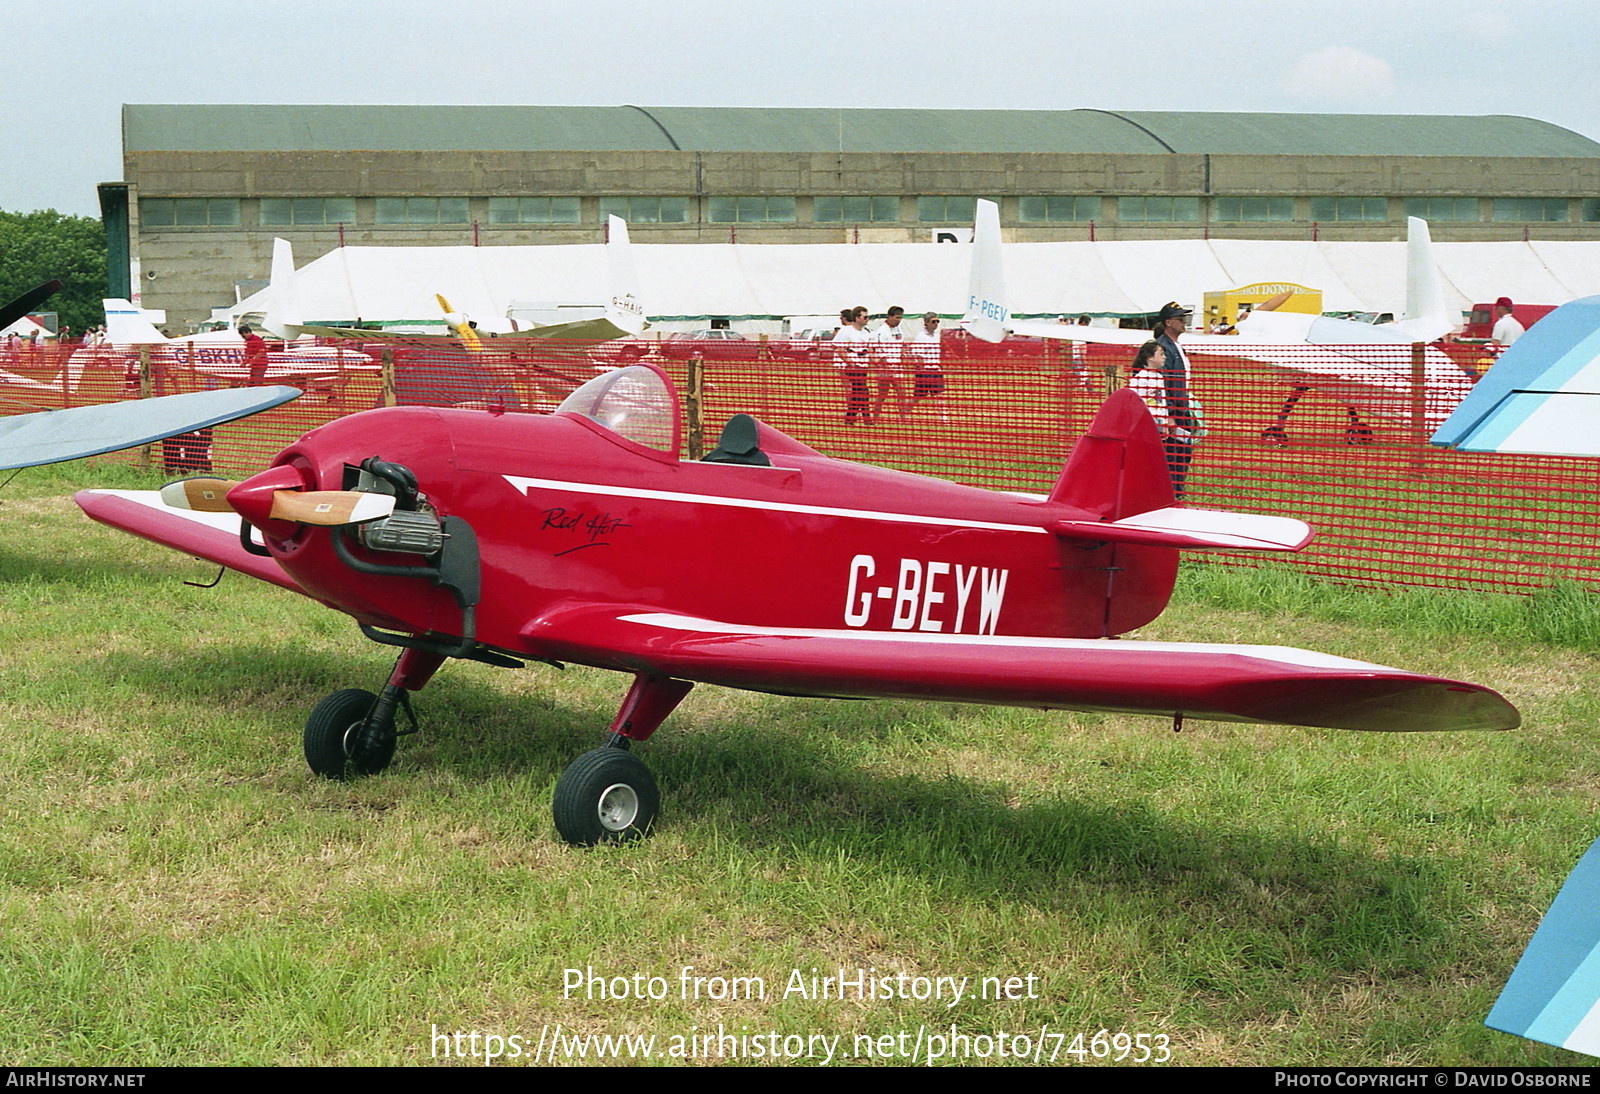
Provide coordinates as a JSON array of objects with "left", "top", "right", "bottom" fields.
[{"left": 555, "top": 365, "right": 679, "bottom": 453}]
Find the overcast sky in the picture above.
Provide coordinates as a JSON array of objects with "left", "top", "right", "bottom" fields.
[{"left": 4, "top": 0, "right": 1597, "bottom": 219}]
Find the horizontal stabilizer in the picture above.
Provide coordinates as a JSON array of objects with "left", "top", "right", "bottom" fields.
[
  {"left": 522, "top": 607, "right": 1518, "bottom": 734},
  {"left": 1053, "top": 506, "right": 1313, "bottom": 552},
  {"left": 1487, "top": 835, "right": 1600, "bottom": 1057},
  {"left": 74, "top": 489, "right": 302, "bottom": 594},
  {"left": 0, "top": 386, "right": 300, "bottom": 470}
]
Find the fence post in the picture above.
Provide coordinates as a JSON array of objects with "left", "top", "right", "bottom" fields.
[
  {"left": 684, "top": 357, "right": 706, "bottom": 459},
  {"left": 381, "top": 348, "right": 396, "bottom": 407},
  {"left": 1409, "top": 342, "right": 1427, "bottom": 471},
  {"left": 137, "top": 345, "right": 153, "bottom": 468}
]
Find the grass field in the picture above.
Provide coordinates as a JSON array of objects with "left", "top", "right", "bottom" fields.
[{"left": 1, "top": 459, "right": 1597, "bottom": 1066}]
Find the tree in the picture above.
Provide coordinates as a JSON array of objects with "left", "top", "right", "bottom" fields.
[{"left": 0, "top": 209, "right": 105, "bottom": 336}]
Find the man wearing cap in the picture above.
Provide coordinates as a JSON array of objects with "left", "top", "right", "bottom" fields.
[
  {"left": 1491, "top": 297, "right": 1525, "bottom": 352},
  {"left": 1153, "top": 301, "right": 1202, "bottom": 498},
  {"left": 910, "top": 311, "right": 947, "bottom": 422}
]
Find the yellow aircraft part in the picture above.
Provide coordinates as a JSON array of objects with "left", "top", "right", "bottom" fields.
[{"left": 435, "top": 293, "right": 482, "bottom": 351}]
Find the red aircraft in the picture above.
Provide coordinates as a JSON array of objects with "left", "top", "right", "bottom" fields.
[{"left": 75, "top": 364, "right": 1518, "bottom": 845}]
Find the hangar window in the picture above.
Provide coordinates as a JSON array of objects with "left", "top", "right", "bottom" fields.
[
  {"left": 707, "top": 196, "right": 797, "bottom": 223},
  {"left": 1018, "top": 196, "right": 1100, "bottom": 223},
  {"left": 140, "top": 198, "right": 240, "bottom": 228},
  {"left": 600, "top": 197, "right": 690, "bottom": 224},
  {"left": 1584, "top": 200, "right": 1600, "bottom": 222},
  {"left": 488, "top": 197, "right": 580, "bottom": 225},
  {"left": 814, "top": 196, "right": 899, "bottom": 222},
  {"left": 260, "top": 198, "right": 356, "bottom": 226},
  {"left": 916, "top": 196, "right": 981, "bottom": 222},
  {"left": 1309, "top": 197, "right": 1388, "bottom": 222},
  {"left": 375, "top": 197, "right": 470, "bottom": 225},
  {"left": 1117, "top": 197, "right": 1200, "bottom": 222},
  {"left": 1213, "top": 197, "right": 1294, "bottom": 222},
  {"left": 1491, "top": 198, "right": 1570, "bottom": 222},
  {"left": 1402, "top": 197, "right": 1480, "bottom": 222}
]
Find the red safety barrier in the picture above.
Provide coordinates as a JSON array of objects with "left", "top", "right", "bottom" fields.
[{"left": 4, "top": 336, "right": 1595, "bottom": 595}]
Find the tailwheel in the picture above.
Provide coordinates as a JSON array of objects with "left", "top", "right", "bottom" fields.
[
  {"left": 553, "top": 745, "right": 659, "bottom": 846},
  {"left": 304, "top": 688, "right": 395, "bottom": 779}
]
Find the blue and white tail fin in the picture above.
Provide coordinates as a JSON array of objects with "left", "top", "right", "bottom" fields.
[
  {"left": 1487, "top": 835, "right": 1600, "bottom": 1056},
  {"left": 960, "top": 199, "right": 1010, "bottom": 343},
  {"left": 1432, "top": 295, "right": 1600, "bottom": 456},
  {"left": 103, "top": 299, "right": 169, "bottom": 346}
]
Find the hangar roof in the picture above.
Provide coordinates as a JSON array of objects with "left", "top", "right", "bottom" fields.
[{"left": 123, "top": 105, "right": 1600, "bottom": 158}]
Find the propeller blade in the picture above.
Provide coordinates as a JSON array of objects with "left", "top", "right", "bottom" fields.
[
  {"left": 268, "top": 490, "right": 396, "bottom": 526},
  {"left": 1254, "top": 291, "right": 1293, "bottom": 313},
  {"left": 0, "top": 280, "right": 62, "bottom": 332},
  {"left": 160, "top": 477, "right": 241, "bottom": 512}
]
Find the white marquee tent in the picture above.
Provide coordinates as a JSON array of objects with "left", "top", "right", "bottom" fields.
[{"left": 235, "top": 236, "right": 1600, "bottom": 332}]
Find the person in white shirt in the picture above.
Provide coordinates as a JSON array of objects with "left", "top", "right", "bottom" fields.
[
  {"left": 871, "top": 305, "right": 911, "bottom": 422},
  {"left": 832, "top": 306, "right": 873, "bottom": 424},
  {"left": 910, "top": 311, "right": 947, "bottom": 422},
  {"left": 1491, "top": 296, "right": 1525, "bottom": 352}
]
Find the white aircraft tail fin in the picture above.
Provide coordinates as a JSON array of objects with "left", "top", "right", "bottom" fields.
[
  {"left": 103, "top": 299, "right": 169, "bottom": 346},
  {"left": 1388, "top": 217, "right": 1455, "bottom": 341},
  {"left": 261, "top": 238, "right": 302, "bottom": 339},
  {"left": 604, "top": 216, "right": 648, "bottom": 335},
  {"left": 961, "top": 199, "right": 1010, "bottom": 343}
]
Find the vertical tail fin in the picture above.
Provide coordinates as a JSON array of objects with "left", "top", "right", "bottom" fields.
[
  {"left": 1048, "top": 389, "right": 1179, "bottom": 635},
  {"left": 260, "top": 237, "right": 302, "bottom": 339},
  {"left": 1387, "top": 216, "right": 1455, "bottom": 341},
  {"left": 102, "top": 299, "right": 169, "bottom": 346},
  {"left": 960, "top": 199, "right": 1010, "bottom": 343},
  {"left": 1049, "top": 388, "right": 1177, "bottom": 517},
  {"left": 604, "top": 215, "right": 648, "bottom": 335}
]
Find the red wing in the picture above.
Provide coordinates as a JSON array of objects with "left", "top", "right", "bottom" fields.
[
  {"left": 522, "top": 607, "right": 1517, "bottom": 733},
  {"left": 74, "top": 489, "right": 304, "bottom": 594}
]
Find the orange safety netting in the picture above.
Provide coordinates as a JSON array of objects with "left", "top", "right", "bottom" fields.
[{"left": 6, "top": 337, "right": 1595, "bottom": 594}]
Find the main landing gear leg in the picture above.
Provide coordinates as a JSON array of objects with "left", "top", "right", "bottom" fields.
[
  {"left": 552, "top": 673, "right": 693, "bottom": 846},
  {"left": 304, "top": 647, "right": 446, "bottom": 780}
]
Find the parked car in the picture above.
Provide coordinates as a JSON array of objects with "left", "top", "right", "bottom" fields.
[
  {"left": 768, "top": 327, "right": 836, "bottom": 362},
  {"left": 1461, "top": 302, "right": 1556, "bottom": 341},
  {"left": 658, "top": 330, "right": 754, "bottom": 361},
  {"left": 584, "top": 336, "right": 655, "bottom": 369}
]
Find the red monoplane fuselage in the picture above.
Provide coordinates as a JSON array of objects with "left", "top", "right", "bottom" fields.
[{"left": 260, "top": 402, "right": 1172, "bottom": 655}]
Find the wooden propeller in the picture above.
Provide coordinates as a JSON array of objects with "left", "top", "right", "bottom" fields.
[
  {"left": 160, "top": 477, "right": 395, "bottom": 525},
  {"left": 160, "top": 477, "right": 239, "bottom": 512}
]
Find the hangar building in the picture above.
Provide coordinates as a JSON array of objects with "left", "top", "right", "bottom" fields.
[{"left": 106, "top": 104, "right": 1600, "bottom": 328}]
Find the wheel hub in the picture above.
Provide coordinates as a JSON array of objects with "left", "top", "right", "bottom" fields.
[
  {"left": 596, "top": 783, "right": 640, "bottom": 831},
  {"left": 341, "top": 720, "right": 368, "bottom": 759}
]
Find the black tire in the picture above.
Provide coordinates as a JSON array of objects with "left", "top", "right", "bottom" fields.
[
  {"left": 303, "top": 688, "right": 393, "bottom": 780},
  {"left": 552, "top": 747, "right": 659, "bottom": 846}
]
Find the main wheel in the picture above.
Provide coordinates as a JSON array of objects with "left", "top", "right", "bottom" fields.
[
  {"left": 303, "top": 688, "right": 393, "bottom": 779},
  {"left": 552, "top": 747, "right": 659, "bottom": 846}
]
